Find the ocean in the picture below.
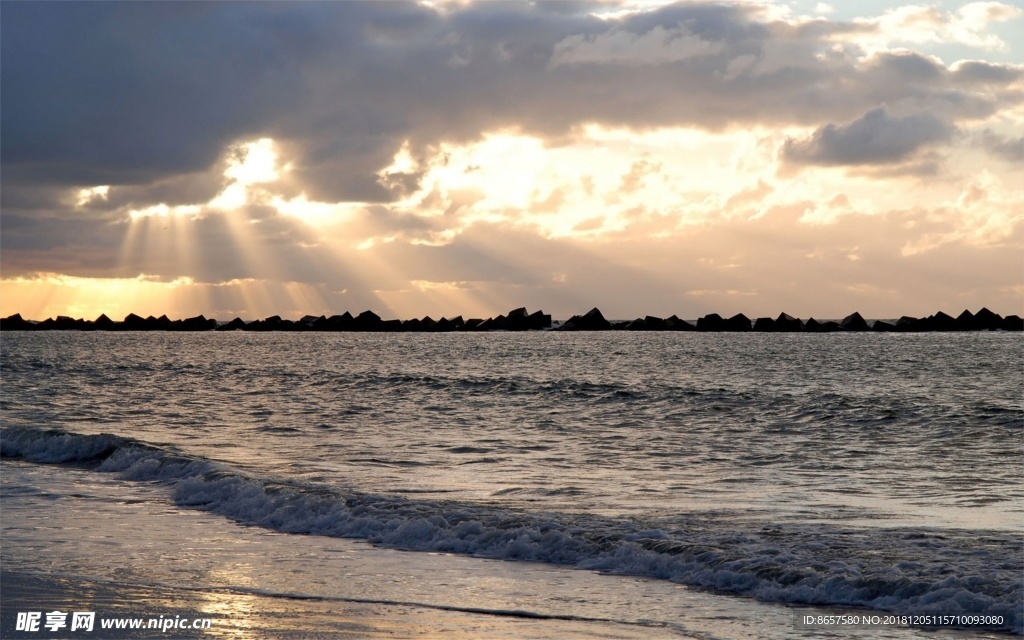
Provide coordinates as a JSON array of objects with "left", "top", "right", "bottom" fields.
[{"left": 1, "top": 331, "right": 1021, "bottom": 638}]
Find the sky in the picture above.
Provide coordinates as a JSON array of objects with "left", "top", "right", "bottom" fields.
[{"left": 2, "top": 0, "right": 1022, "bottom": 322}]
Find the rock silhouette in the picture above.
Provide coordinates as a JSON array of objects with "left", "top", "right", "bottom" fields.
[
  {"left": 557, "top": 308, "right": 611, "bottom": 331},
  {"left": 1003, "top": 315, "right": 1024, "bottom": 331},
  {"left": 2, "top": 307, "right": 1019, "bottom": 333},
  {"left": 840, "top": 312, "right": 869, "bottom": 331},
  {"left": 725, "top": 313, "right": 752, "bottom": 332},
  {"left": 696, "top": 313, "right": 725, "bottom": 331},
  {"left": 775, "top": 313, "right": 803, "bottom": 332}
]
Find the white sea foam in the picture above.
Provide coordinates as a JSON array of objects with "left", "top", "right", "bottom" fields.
[{"left": 3, "top": 426, "right": 1020, "bottom": 634}]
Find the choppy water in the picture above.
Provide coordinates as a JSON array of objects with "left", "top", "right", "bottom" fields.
[{"left": 2, "top": 332, "right": 1022, "bottom": 636}]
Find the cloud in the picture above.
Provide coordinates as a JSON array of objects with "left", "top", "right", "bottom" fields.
[
  {"left": 1, "top": 3, "right": 312, "bottom": 186},
  {"left": 551, "top": 25, "right": 723, "bottom": 66},
  {"left": 979, "top": 131, "right": 1024, "bottom": 163},
  {"left": 4, "top": 1, "right": 1020, "bottom": 205},
  {"left": 950, "top": 59, "right": 1024, "bottom": 85},
  {"left": 781, "top": 106, "right": 953, "bottom": 168},
  {"left": 840, "top": 2, "right": 1024, "bottom": 52},
  {"left": 900, "top": 170, "right": 1024, "bottom": 255}
]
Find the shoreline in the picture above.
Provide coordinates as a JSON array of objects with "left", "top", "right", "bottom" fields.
[
  {"left": 1, "top": 571, "right": 689, "bottom": 639},
  {"left": 1, "top": 458, "right": 710, "bottom": 639}
]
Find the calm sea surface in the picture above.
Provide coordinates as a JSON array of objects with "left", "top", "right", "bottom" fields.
[{"left": 2, "top": 332, "right": 1021, "bottom": 636}]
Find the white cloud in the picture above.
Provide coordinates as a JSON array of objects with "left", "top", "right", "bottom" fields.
[
  {"left": 840, "top": 2, "right": 1023, "bottom": 53},
  {"left": 901, "top": 170, "right": 1024, "bottom": 255},
  {"left": 76, "top": 185, "right": 109, "bottom": 207}
]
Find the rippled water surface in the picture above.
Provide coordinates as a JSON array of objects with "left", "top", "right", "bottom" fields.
[
  {"left": 5, "top": 332, "right": 1021, "bottom": 526},
  {"left": 2, "top": 331, "right": 1021, "bottom": 635}
]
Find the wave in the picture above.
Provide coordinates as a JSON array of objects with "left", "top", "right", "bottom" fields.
[
  {"left": 374, "top": 373, "right": 653, "bottom": 403},
  {"left": 3, "top": 426, "right": 1020, "bottom": 633}
]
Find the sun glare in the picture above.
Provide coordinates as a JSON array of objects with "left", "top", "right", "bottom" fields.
[
  {"left": 129, "top": 203, "right": 203, "bottom": 221},
  {"left": 270, "top": 194, "right": 363, "bottom": 228},
  {"left": 76, "top": 185, "right": 109, "bottom": 207},
  {"left": 124, "top": 138, "right": 284, "bottom": 219},
  {"left": 388, "top": 125, "right": 793, "bottom": 239},
  {"left": 381, "top": 141, "right": 419, "bottom": 176},
  {"left": 406, "top": 133, "right": 550, "bottom": 214},
  {"left": 225, "top": 138, "right": 280, "bottom": 185}
]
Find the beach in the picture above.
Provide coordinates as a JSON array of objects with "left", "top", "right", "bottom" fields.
[{"left": 1, "top": 459, "right": 733, "bottom": 639}]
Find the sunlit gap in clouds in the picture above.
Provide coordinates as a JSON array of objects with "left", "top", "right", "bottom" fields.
[
  {"left": 125, "top": 137, "right": 279, "bottom": 220},
  {"left": 108, "top": 138, "right": 357, "bottom": 319},
  {"left": 118, "top": 139, "right": 274, "bottom": 297},
  {"left": 76, "top": 185, "right": 110, "bottom": 207},
  {"left": 386, "top": 123, "right": 825, "bottom": 241}
]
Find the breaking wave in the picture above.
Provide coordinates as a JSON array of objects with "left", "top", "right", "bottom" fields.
[{"left": 3, "top": 426, "right": 1020, "bottom": 634}]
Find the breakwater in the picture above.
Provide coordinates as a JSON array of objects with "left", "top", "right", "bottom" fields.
[{"left": 2, "top": 307, "right": 1021, "bottom": 332}]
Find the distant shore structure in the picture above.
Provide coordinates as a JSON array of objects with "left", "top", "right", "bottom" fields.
[{"left": 2, "top": 307, "right": 1021, "bottom": 332}]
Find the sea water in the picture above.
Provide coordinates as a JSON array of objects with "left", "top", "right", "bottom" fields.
[{"left": 1, "top": 331, "right": 1021, "bottom": 637}]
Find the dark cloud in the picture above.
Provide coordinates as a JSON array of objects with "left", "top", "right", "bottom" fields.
[
  {"left": 1, "top": 3, "right": 312, "bottom": 186},
  {"left": 951, "top": 60, "right": 1024, "bottom": 85},
  {"left": 863, "top": 50, "right": 946, "bottom": 84},
  {"left": 0, "top": 184, "right": 72, "bottom": 212},
  {"left": 848, "top": 156, "right": 945, "bottom": 179},
  {"left": 980, "top": 131, "right": 1024, "bottom": 164},
  {"left": 781, "top": 107, "right": 953, "bottom": 168},
  {"left": 857, "top": 52, "right": 1022, "bottom": 121},
  {"left": 0, "top": 211, "right": 126, "bottom": 276},
  {"left": 102, "top": 173, "right": 229, "bottom": 211}
]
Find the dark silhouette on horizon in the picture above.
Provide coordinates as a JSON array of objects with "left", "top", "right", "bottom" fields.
[{"left": 2, "top": 307, "right": 1021, "bottom": 333}]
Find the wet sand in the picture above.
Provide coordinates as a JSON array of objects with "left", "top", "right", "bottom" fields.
[{"left": 1, "top": 570, "right": 676, "bottom": 639}]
